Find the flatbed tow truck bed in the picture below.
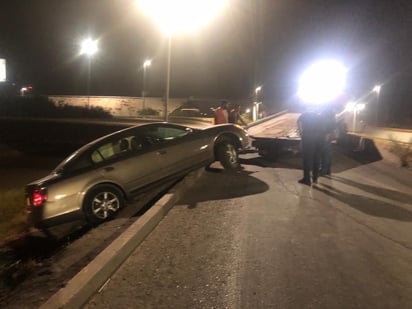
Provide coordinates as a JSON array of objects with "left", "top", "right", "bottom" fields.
[{"left": 246, "top": 111, "right": 301, "bottom": 158}]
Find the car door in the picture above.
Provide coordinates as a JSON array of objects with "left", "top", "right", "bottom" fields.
[
  {"left": 142, "top": 124, "right": 211, "bottom": 177},
  {"left": 90, "top": 129, "right": 168, "bottom": 195}
]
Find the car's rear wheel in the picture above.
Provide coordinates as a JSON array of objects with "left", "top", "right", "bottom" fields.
[
  {"left": 83, "top": 185, "right": 124, "bottom": 225},
  {"left": 217, "top": 141, "right": 240, "bottom": 169}
]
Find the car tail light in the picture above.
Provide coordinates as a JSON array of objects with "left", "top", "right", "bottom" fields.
[{"left": 32, "top": 188, "right": 47, "bottom": 207}]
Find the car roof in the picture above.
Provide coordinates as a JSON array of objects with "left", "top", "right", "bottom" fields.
[{"left": 53, "top": 122, "right": 196, "bottom": 171}]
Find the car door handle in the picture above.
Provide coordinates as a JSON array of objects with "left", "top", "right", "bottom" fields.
[
  {"left": 156, "top": 150, "right": 167, "bottom": 155},
  {"left": 103, "top": 166, "right": 114, "bottom": 172}
]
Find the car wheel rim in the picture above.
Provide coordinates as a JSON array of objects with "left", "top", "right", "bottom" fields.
[
  {"left": 91, "top": 191, "right": 120, "bottom": 219},
  {"left": 225, "top": 144, "right": 238, "bottom": 165}
]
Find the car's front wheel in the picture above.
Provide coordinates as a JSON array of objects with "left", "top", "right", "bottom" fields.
[
  {"left": 217, "top": 141, "right": 240, "bottom": 170},
  {"left": 83, "top": 185, "right": 124, "bottom": 225}
]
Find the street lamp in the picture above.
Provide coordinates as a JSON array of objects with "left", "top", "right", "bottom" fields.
[
  {"left": 253, "top": 86, "right": 262, "bottom": 121},
  {"left": 373, "top": 85, "right": 381, "bottom": 126},
  {"left": 345, "top": 101, "right": 365, "bottom": 132},
  {"left": 137, "top": 0, "right": 228, "bottom": 121},
  {"left": 80, "top": 38, "right": 98, "bottom": 108},
  {"left": 142, "top": 59, "right": 152, "bottom": 110}
]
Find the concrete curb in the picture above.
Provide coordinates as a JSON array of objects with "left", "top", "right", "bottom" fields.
[{"left": 40, "top": 168, "right": 204, "bottom": 309}]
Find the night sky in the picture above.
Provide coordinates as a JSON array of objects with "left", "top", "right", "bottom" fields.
[{"left": 1, "top": 0, "right": 412, "bottom": 119}]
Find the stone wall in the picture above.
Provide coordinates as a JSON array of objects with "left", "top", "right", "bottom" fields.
[{"left": 48, "top": 95, "right": 186, "bottom": 117}]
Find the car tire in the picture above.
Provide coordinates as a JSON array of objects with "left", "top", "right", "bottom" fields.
[
  {"left": 83, "top": 185, "right": 124, "bottom": 225},
  {"left": 217, "top": 141, "right": 240, "bottom": 170}
]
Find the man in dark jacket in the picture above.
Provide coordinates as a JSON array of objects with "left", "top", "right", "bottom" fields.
[
  {"left": 319, "top": 107, "right": 337, "bottom": 176},
  {"left": 297, "top": 111, "right": 323, "bottom": 185}
]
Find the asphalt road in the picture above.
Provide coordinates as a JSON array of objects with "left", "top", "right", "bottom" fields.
[{"left": 85, "top": 146, "right": 412, "bottom": 309}]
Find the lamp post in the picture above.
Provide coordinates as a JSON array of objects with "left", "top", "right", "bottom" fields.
[
  {"left": 137, "top": 0, "right": 228, "bottom": 122},
  {"left": 80, "top": 38, "right": 98, "bottom": 108},
  {"left": 253, "top": 86, "right": 262, "bottom": 121},
  {"left": 142, "top": 59, "right": 152, "bottom": 110},
  {"left": 165, "top": 35, "right": 172, "bottom": 122},
  {"left": 345, "top": 101, "right": 365, "bottom": 132},
  {"left": 373, "top": 85, "right": 381, "bottom": 126}
]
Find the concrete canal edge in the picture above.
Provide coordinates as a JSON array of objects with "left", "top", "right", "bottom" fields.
[{"left": 40, "top": 168, "right": 205, "bottom": 309}]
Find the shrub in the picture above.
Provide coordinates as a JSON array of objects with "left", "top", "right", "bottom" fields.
[
  {"left": 389, "top": 141, "right": 412, "bottom": 167},
  {"left": 137, "top": 107, "right": 160, "bottom": 116},
  {"left": 0, "top": 189, "right": 28, "bottom": 245},
  {"left": 0, "top": 96, "right": 112, "bottom": 119}
]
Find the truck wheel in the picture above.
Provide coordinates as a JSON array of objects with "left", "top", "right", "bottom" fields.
[
  {"left": 217, "top": 141, "right": 240, "bottom": 169},
  {"left": 83, "top": 185, "right": 124, "bottom": 225}
]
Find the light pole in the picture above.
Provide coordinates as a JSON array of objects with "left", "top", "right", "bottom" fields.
[
  {"left": 373, "top": 85, "right": 381, "bottom": 126},
  {"left": 165, "top": 35, "right": 172, "bottom": 122},
  {"left": 253, "top": 86, "right": 262, "bottom": 121},
  {"left": 142, "top": 59, "right": 152, "bottom": 110},
  {"left": 137, "top": 0, "right": 228, "bottom": 122},
  {"left": 345, "top": 101, "right": 365, "bottom": 132},
  {"left": 80, "top": 38, "right": 98, "bottom": 108}
]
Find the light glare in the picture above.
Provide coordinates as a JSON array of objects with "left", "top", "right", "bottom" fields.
[
  {"left": 0, "top": 58, "right": 6, "bottom": 82},
  {"left": 345, "top": 101, "right": 365, "bottom": 112},
  {"left": 137, "top": 0, "right": 228, "bottom": 34},
  {"left": 143, "top": 59, "right": 152, "bottom": 67},
  {"left": 80, "top": 39, "right": 98, "bottom": 56},
  {"left": 373, "top": 85, "right": 381, "bottom": 93},
  {"left": 298, "top": 60, "right": 347, "bottom": 104}
]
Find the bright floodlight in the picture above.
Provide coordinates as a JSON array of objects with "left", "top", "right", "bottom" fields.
[
  {"left": 298, "top": 59, "right": 347, "bottom": 104},
  {"left": 255, "top": 86, "right": 262, "bottom": 93},
  {"left": 137, "top": 0, "right": 228, "bottom": 34},
  {"left": 80, "top": 39, "right": 98, "bottom": 56}
]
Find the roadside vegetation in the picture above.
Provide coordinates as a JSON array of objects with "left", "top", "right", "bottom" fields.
[
  {"left": 0, "top": 189, "right": 28, "bottom": 246},
  {"left": 390, "top": 141, "right": 412, "bottom": 168},
  {"left": 137, "top": 107, "right": 160, "bottom": 117},
  {"left": 0, "top": 96, "right": 112, "bottom": 119},
  {"left": 0, "top": 95, "right": 112, "bottom": 245}
]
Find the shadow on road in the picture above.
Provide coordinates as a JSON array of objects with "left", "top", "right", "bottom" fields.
[
  {"left": 241, "top": 139, "right": 383, "bottom": 174},
  {"left": 176, "top": 168, "right": 269, "bottom": 209},
  {"left": 331, "top": 175, "right": 412, "bottom": 205},
  {"left": 314, "top": 183, "right": 412, "bottom": 221}
]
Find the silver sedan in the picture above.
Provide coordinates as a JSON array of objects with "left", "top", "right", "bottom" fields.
[{"left": 26, "top": 122, "right": 249, "bottom": 228}]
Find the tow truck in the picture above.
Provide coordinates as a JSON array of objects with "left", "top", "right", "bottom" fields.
[
  {"left": 247, "top": 109, "right": 348, "bottom": 160},
  {"left": 246, "top": 111, "right": 301, "bottom": 159}
]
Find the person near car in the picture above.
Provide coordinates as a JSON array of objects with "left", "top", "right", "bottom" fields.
[
  {"left": 297, "top": 110, "right": 323, "bottom": 185},
  {"left": 229, "top": 104, "right": 247, "bottom": 126},
  {"left": 214, "top": 100, "right": 229, "bottom": 124},
  {"left": 319, "top": 107, "right": 337, "bottom": 176}
]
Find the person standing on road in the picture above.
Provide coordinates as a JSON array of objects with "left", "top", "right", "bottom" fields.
[
  {"left": 214, "top": 100, "right": 229, "bottom": 124},
  {"left": 319, "top": 107, "right": 337, "bottom": 176},
  {"left": 297, "top": 111, "right": 323, "bottom": 185},
  {"left": 229, "top": 104, "right": 247, "bottom": 126}
]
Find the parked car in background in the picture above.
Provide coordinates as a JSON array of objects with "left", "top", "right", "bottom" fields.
[{"left": 26, "top": 122, "right": 249, "bottom": 228}]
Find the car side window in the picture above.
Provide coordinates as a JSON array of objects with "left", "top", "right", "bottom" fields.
[
  {"left": 62, "top": 153, "right": 93, "bottom": 174},
  {"left": 91, "top": 134, "right": 144, "bottom": 164},
  {"left": 147, "top": 126, "right": 191, "bottom": 143}
]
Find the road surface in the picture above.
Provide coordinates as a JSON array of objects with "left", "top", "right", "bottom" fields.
[{"left": 85, "top": 146, "right": 412, "bottom": 308}]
